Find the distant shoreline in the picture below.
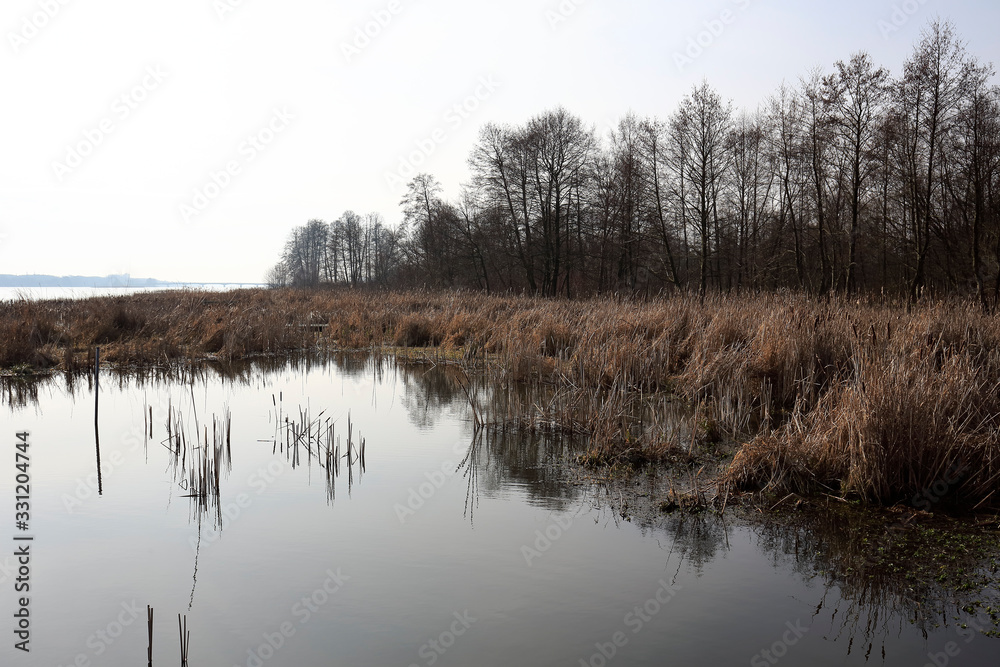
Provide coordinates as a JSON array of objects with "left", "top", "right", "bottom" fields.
[{"left": 0, "top": 274, "right": 264, "bottom": 288}]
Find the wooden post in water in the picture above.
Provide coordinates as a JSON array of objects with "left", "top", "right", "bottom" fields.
[
  {"left": 94, "top": 346, "right": 103, "bottom": 496},
  {"left": 178, "top": 614, "right": 190, "bottom": 666},
  {"left": 147, "top": 605, "right": 154, "bottom": 666}
]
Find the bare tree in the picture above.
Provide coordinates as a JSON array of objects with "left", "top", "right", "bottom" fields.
[
  {"left": 284, "top": 219, "right": 327, "bottom": 287},
  {"left": 402, "top": 174, "right": 455, "bottom": 286},
  {"left": 826, "top": 52, "right": 891, "bottom": 293},
  {"left": 949, "top": 61, "right": 1000, "bottom": 308},
  {"left": 729, "top": 110, "right": 775, "bottom": 288},
  {"left": 469, "top": 123, "right": 539, "bottom": 291},
  {"left": 523, "top": 108, "right": 595, "bottom": 296},
  {"left": 899, "top": 20, "right": 972, "bottom": 303},
  {"left": 674, "top": 81, "right": 733, "bottom": 297},
  {"left": 640, "top": 117, "right": 682, "bottom": 289}
]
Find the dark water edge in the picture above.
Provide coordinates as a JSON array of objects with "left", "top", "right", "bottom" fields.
[{"left": 604, "top": 472, "right": 1000, "bottom": 635}]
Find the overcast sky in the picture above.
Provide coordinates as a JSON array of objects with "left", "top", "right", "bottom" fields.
[{"left": 2, "top": 0, "right": 998, "bottom": 283}]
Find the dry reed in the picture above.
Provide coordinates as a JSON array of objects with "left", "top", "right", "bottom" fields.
[{"left": 4, "top": 288, "right": 999, "bottom": 507}]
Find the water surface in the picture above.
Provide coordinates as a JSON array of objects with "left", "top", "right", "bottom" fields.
[
  {"left": 0, "top": 284, "right": 262, "bottom": 302},
  {"left": 2, "top": 357, "right": 997, "bottom": 666}
]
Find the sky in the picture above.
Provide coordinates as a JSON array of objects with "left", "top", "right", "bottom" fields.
[{"left": 1, "top": 0, "right": 999, "bottom": 283}]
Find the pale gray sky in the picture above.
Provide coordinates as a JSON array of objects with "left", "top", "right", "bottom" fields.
[{"left": 2, "top": 0, "right": 998, "bottom": 282}]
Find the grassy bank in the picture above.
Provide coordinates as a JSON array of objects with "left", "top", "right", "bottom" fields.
[{"left": 3, "top": 288, "right": 1000, "bottom": 509}]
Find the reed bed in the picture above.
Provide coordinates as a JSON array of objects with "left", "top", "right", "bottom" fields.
[
  {"left": 156, "top": 401, "right": 232, "bottom": 526},
  {"left": 4, "top": 288, "right": 1000, "bottom": 508},
  {"left": 267, "top": 394, "right": 367, "bottom": 502}
]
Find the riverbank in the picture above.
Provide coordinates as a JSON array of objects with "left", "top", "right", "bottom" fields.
[{"left": 3, "top": 287, "right": 999, "bottom": 510}]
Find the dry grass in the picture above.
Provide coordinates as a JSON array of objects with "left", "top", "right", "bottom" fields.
[{"left": 3, "top": 287, "right": 999, "bottom": 508}]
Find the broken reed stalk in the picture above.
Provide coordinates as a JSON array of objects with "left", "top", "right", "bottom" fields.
[
  {"left": 177, "top": 614, "right": 189, "bottom": 665},
  {"left": 347, "top": 432, "right": 353, "bottom": 491},
  {"left": 147, "top": 605, "right": 153, "bottom": 665},
  {"left": 94, "top": 346, "right": 103, "bottom": 495}
]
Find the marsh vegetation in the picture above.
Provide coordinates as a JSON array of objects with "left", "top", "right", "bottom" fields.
[{"left": 4, "top": 287, "right": 1000, "bottom": 511}]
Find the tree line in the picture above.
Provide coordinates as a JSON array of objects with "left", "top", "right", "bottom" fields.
[{"left": 269, "top": 20, "right": 1000, "bottom": 307}]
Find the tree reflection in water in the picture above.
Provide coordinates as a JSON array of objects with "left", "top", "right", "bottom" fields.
[{"left": 596, "top": 489, "right": 1000, "bottom": 658}]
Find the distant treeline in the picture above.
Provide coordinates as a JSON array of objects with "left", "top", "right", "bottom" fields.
[{"left": 269, "top": 20, "right": 1000, "bottom": 307}]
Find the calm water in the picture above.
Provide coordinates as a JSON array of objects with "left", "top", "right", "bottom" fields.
[
  {"left": 0, "top": 284, "right": 263, "bottom": 302},
  {"left": 1, "top": 357, "right": 997, "bottom": 666}
]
